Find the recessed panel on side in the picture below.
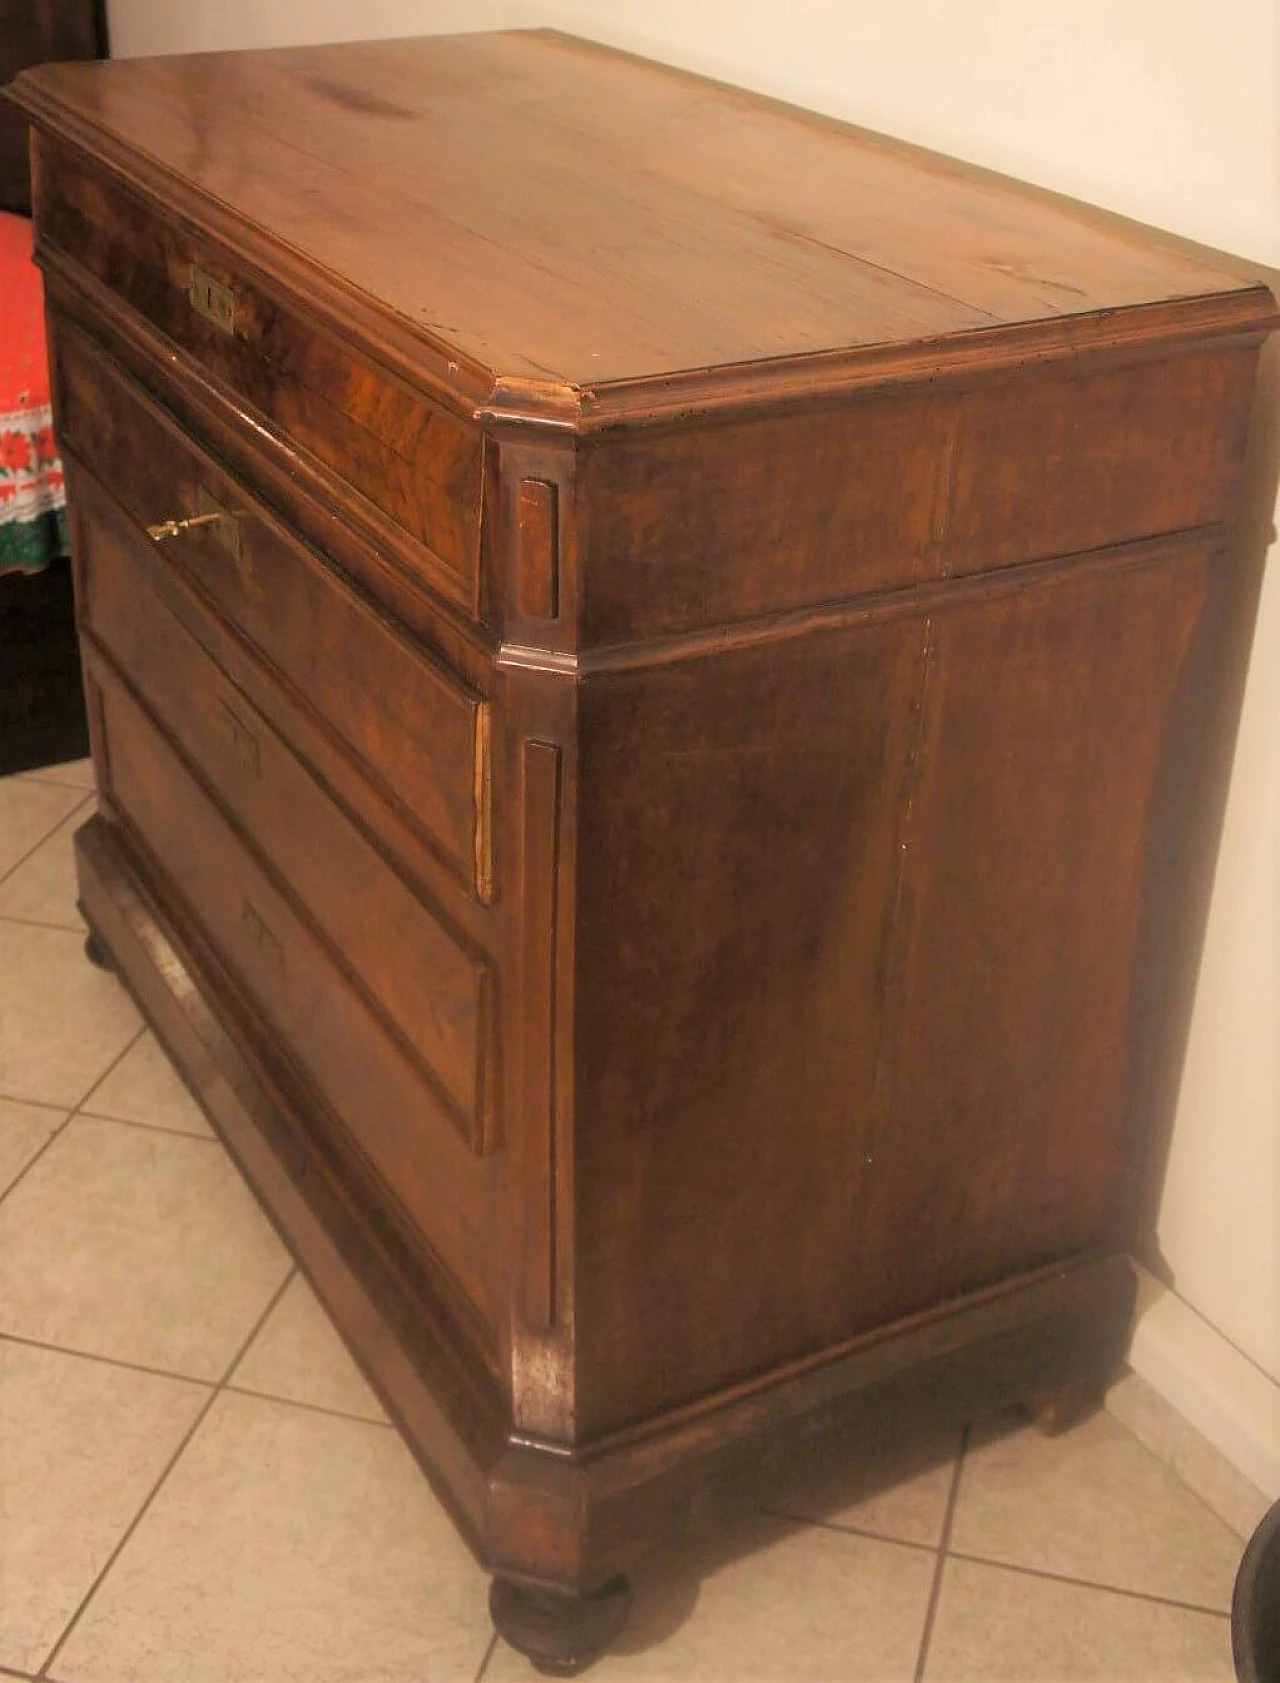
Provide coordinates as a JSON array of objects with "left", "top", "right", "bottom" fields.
[
  {"left": 570, "top": 540, "right": 1219, "bottom": 1438},
  {"left": 570, "top": 618, "right": 929, "bottom": 1437},
  {"left": 851, "top": 543, "right": 1219, "bottom": 1321}
]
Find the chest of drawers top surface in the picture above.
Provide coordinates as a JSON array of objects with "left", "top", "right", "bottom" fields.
[{"left": 11, "top": 28, "right": 1274, "bottom": 419}]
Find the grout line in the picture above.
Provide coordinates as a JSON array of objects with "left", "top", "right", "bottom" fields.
[
  {"left": 0, "top": 1116, "right": 73, "bottom": 1205},
  {"left": 472, "top": 1629, "right": 499, "bottom": 1682},
  {"left": 0, "top": 1109, "right": 79, "bottom": 1212},
  {"left": 0, "top": 1328, "right": 394, "bottom": 1432},
  {"left": 0, "top": 794, "right": 94, "bottom": 888},
  {"left": 759, "top": 1507, "right": 939, "bottom": 1558},
  {"left": 222, "top": 1379, "right": 395, "bottom": 1431},
  {"left": 37, "top": 1265, "right": 299, "bottom": 1681},
  {"left": 913, "top": 1424, "right": 969, "bottom": 1683},
  {"left": 1102, "top": 1401, "right": 1264, "bottom": 1544},
  {"left": 219, "top": 1274, "right": 297, "bottom": 1400},
  {"left": 75, "top": 1027, "right": 148, "bottom": 1115},
  {"left": 941, "top": 1548, "right": 1233, "bottom": 1622},
  {"left": 0, "top": 1093, "right": 72, "bottom": 1115},
  {"left": 763, "top": 1473, "right": 1235, "bottom": 1622},
  {"left": 0, "top": 915, "right": 87, "bottom": 935},
  {"left": 78, "top": 1108, "right": 221, "bottom": 1144},
  {"left": 0, "top": 1330, "right": 218, "bottom": 1390},
  {"left": 0, "top": 1020, "right": 145, "bottom": 1214}
]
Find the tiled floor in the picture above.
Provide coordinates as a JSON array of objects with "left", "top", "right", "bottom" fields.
[{"left": 0, "top": 760, "right": 1248, "bottom": 1682}]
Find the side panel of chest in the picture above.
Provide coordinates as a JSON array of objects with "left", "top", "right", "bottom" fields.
[
  {"left": 576, "top": 350, "right": 1254, "bottom": 643},
  {"left": 568, "top": 535, "right": 1225, "bottom": 1436}
]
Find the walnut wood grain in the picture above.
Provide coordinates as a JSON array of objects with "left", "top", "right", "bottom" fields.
[
  {"left": 8, "top": 33, "right": 1275, "bottom": 424},
  {"left": 50, "top": 314, "right": 490, "bottom": 893},
  {"left": 75, "top": 456, "right": 495, "bottom": 1150},
  {"left": 36, "top": 134, "right": 484, "bottom": 603},
  {"left": 14, "top": 29, "right": 1276, "bottom": 1670}
]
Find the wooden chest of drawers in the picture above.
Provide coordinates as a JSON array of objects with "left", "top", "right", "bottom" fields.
[{"left": 11, "top": 31, "right": 1276, "bottom": 1670}]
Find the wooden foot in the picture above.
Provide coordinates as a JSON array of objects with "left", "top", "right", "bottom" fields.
[
  {"left": 83, "top": 929, "right": 114, "bottom": 972},
  {"left": 1024, "top": 1375, "right": 1101, "bottom": 1436},
  {"left": 490, "top": 1576, "right": 631, "bottom": 1676}
]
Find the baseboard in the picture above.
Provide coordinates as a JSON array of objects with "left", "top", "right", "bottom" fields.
[{"left": 1111, "top": 1262, "right": 1279, "bottom": 1537}]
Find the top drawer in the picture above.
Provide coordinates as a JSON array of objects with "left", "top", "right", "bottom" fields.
[{"left": 33, "top": 135, "right": 483, "bottom": 614}]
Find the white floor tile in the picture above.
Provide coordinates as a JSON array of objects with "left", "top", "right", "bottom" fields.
[{"left": 0, "top": 1115, "right": 290, "bottom": 1380}]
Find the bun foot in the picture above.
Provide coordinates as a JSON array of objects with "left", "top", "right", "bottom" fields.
[
  {"left": 490, "top": 1575, "right": 631, "bottom": 1676},
  {"left": 83, "top": 929, "right": 114, "bottom": 972},
  {"left": 1024, "top": 1376, "right": 1101, "bottom": 1436}
]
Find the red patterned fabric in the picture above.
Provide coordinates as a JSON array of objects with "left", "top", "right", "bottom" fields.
[{"left": 0, "top": 210, "right": 67, "bottom": 574}]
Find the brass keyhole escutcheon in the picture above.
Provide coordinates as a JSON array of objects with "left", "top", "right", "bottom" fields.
[{"left": 188, "top": 265, "right": 237, "bottom": 334}]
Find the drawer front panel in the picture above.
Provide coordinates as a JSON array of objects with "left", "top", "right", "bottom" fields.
[
  {"left": 76, "top": 458, "right": 494, "bottom": 1148},
  {"left": 51, "top": 315, "right": 490, "bottom": 898},
  {"left": 92, "top": 654, "right": 499, "bottom": 1326},
  {"left": 36, "top": 136, "right": 482, "bottom": 609}
]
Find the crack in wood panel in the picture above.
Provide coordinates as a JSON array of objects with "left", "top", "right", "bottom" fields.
[
  {"left": 516, "top": 478, "right": 561, "bottom": 621},
  {"left": 863, "top": 615, "right": 937, "bottom": 1200}
]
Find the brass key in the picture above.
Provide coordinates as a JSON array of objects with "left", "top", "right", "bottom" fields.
[{"left": 146, "top": 511, "right": 225, "bottom": 542}]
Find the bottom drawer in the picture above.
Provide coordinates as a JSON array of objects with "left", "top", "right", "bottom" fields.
[{"left": 91, "top": 658, "right": 499, "bottom": 1330}]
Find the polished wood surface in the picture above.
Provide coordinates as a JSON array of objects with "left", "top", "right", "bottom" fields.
[
  {"left": 12, "top": 31, "right": 1274, "bottom": 414},
  {"left": 569, "top": 537, "right": 1224, "bottom": 1437},
  {"left": 36, "top": 135, "right": 485, "bottom": 606},
  {"left": 578, "top": 347, "right": 1256, "bottom": 642},
  {"left": 75, "top": 460, "right": 495, "bottom": 1149},
  {"left": 51, "top": 316, "right": 491, "bottom": 890},
  {"left": 9, "top": 30, "right": 1275, "bottom": 1669}
]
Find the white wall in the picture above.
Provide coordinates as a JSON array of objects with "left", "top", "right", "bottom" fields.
[
  {"left": 104, "top": 0, "right": 518, "bottom": 56},
  {"left": 106, "top": 0, "right": 1280, "bottom": 1468}
]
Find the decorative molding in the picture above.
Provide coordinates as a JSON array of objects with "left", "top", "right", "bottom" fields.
[
  {"left": 496, "top": 524, "right": 1226, "bottom": 679},
  {"left": 474, "top": 701, "right": 494, "bottom": 906},
  {"left": 518, "top": 739, "right": 562, "bottom": 1332},
  {"left": 516, "top": 479, "right": 561, "bottom": 621}
]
